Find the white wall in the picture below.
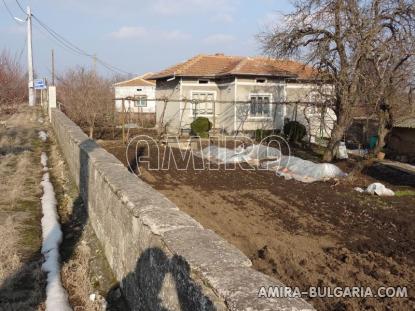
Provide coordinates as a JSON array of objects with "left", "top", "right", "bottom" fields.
[{"left": 115, "top": 85, "right": 156, "bottom": 113}]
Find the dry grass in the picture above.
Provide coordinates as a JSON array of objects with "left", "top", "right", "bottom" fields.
[
  {"left": 48, "top": 143, "right": 106, "bottom": 311},
  {"left": 62, "top": 242, "right": 105, "bottom": 311},
  {"left": 0, "top": 216, "right": 22, "bottom": 281},
  {"left": 0, "top": 108, "right": 45, "bottom": 310}
]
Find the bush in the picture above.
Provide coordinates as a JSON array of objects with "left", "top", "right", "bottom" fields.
[
  {"left": 58, "top": 68, "right": 114, "bottom": 138},
  {"left": 190, "top": 117, "right": 212, "bottom": 138},
  {"left": 283, "top": 121, "right": 307, "bottom": 142},
  {"left": 0, "top": 50, "right": 27, "bottom": 114}
]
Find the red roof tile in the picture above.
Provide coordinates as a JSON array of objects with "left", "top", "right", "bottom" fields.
[{"left": 149, "top": 54, "right": 317, "bottom": 80}]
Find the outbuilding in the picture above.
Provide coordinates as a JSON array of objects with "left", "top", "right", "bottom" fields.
[{"left": 114, "top": 73, "right": 156, "bottom": 113}]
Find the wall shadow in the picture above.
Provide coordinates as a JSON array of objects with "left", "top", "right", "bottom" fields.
[{"left": 106, "top": 248, "right": 216, "bottom": 311}]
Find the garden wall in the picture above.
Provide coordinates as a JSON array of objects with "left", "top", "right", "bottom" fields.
[{"left": 50, "top": 107, "right": 314, "bottom": 311}]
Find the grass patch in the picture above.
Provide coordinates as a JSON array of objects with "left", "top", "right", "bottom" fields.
[
  {"left": 15, "top": 199, "right": 39, "bottom": 212},
  {"left": 395, "top": 189, "right": 415, "bottom": 197}
]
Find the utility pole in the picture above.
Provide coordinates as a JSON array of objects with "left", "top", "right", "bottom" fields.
[
  {"left": 51, "top": 49, "right": 55, "bottom": 86},
  {"left": 93, "top": 53, "right": 97, "bottom": 73},
  {"left": 27, "top": 6, "right": 35, "bottom": 106}
]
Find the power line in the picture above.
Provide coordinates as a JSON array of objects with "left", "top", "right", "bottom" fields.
[
  {"left": 17, "top": 34, "right": 26, "bottom": 62},
  {"left": 31, "top": 13, "right": 134, "bottom": 76},
  {"left": 1, "top": 0, "right": 23, "bottom": 24},
  {"left": 14, "top": 0, "right": 25, "bottom": 14}
]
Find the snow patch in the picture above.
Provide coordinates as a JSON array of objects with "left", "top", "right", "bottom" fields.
[
  {"left": 41, "top": 152, "right": 48, "bottom": 169},
  {"left": 39, "top": 130, "right": 48, "bottom": 142},
  {"left": 40, "top": 153, "right": 72, "bottom": 311}
]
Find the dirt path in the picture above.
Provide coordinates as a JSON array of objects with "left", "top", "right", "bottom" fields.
[
  {"left": 0, "top": 108, "right": 45, "bottom": 310},
  {"left": 102, "top": 142, "right": 415, "bottom": 311},
  {"left": 0, "top": 108, "right": 124, "bottom": 311}
]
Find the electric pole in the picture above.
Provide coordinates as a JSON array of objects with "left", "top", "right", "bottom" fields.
[
  {"left": 51, "top": 49, "right": 55, "bottom": 86},
  {"left": 27, "top": 6, "right": 35, "bottom": 106},
  {"left": 93, "top": 53, "right": 97, "bottom": 73}
]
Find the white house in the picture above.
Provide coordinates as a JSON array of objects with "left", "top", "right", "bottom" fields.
[
  {"left": 149, "top": 54, "right": 336, "bottom": 138},
  {"left": 114, "top": 73, "right": 156, "bottom": 113}
]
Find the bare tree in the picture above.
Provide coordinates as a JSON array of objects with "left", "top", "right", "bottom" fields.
[
  {"left": 0, "top": 50, "right": 27, "bottom": 114},
  {"left": 259, "top": 0, "right": 415, "bottom": 161},
  {"left": 58, "top": 68, "right": 114, "bottom": 138},
  {"left": 360, "top": 40, "right": 415, "bottom": 155}
]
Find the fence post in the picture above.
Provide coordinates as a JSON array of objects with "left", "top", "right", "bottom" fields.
[{"left": 48, "top": 86, "right": 57, "bottom": 120}]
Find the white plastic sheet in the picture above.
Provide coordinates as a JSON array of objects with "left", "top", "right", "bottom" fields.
[
  {"left": 337, "top": 141, "right": 348, "bottom": 159},
  {"left": 355, "top": 183, "right": 395, "bottom": 196},
  {"left": 262, "top": 156, "right": 346, "bottom": 183},
  {"left": 201, "top": 145, "right": 345, "bottom": 183},
  {"left": 202, "top": 145, "right": 281, "bottom": 164}
]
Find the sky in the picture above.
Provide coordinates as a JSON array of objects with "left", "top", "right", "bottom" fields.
[{"left": 0, "top": 0, "right": 293, "bottom": 79}]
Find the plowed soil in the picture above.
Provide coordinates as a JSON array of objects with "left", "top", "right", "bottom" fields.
[{"left": 101, "top": 140, "right": 415, "bottom": 311}]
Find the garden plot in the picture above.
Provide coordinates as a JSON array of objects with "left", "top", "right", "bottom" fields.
[{"left": 101, "top": 139, "right": 415, "bottom": 311}]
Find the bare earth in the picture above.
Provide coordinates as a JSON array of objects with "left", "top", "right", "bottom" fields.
[{"left": 102, "top": 141, "right": 415, "bottom": 311}]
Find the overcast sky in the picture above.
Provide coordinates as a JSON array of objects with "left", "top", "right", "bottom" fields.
[{"left": 0, "top": 0, "right": 292, "bottom": 78}]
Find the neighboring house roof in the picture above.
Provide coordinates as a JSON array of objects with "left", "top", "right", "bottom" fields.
[
  {"left": 394, "top": 115, "right": 415, "bottom": 128},
  {"left": 149, "top": 54, "right": 317, "bottom": 80},
  {"left": 114, "top": 73, "right": 156, "bottom": 87}
]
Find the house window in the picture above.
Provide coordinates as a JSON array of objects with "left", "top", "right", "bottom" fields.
[
  {"left": 256, "top": 78, "right": 266, "bottom": 84},
  {"left": 198, "top": 79, "right": 209, "bottom": 84},
  {"left": 134, "top": 95, "right": 147, "bottom": 107},
  {"left": 136, "top": 88, "right": 142, "bottom": 91},
  {"left": 250, "top": 95, "right": 271, "bottom": 117},
  {"left": 192, "top": 92, "right": 214, "bottom": 115}
]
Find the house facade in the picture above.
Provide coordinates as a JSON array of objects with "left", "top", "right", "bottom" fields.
[
  {"left": 149, "top": 54, "right": 335, "bottom": 137},
  {"left": 114, "top": 73, "right": 156, "bottom": 113}
]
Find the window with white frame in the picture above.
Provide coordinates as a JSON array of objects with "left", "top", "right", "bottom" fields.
[
  {"left": 134, "top": 95, "right": 147, "bottom": 107},
  {"left": 192, "top": 92, "right": 214, "bottom": 116},
  {"left": 250, "top": 95, "right": 271, "bottom": 117}
]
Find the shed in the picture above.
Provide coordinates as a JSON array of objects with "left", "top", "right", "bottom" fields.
[{"left": 387, "top": 115, "right": 415, "bottom": 163}]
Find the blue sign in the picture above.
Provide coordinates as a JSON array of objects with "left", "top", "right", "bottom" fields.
[{"left": 34, "top": 79, "right": 47, "bottom": 90}]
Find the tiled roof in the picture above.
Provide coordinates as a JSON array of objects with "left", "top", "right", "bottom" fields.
[
  {"left": 114, "top": 73, "right": 156, "bottom": 87},
  {"left": 149, "top": 54, "right": 317, "bottom": 80},
  {"left": 395, "top": 115, "right": 415, "bottom": 128}
]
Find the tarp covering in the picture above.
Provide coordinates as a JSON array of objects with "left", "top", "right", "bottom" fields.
[
  {"left": 201, "top": 145, "right": 281, "bottom": 164},
  {"left": 201, "top": 145, "right": 346, "bottom": 183},
  {"left": 262, "top": 156, "right": 346, "bottom": 183}
]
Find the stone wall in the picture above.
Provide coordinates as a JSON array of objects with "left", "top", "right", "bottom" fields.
[{"left": 50, "top": 108, "right": 314, "bottom": 311}]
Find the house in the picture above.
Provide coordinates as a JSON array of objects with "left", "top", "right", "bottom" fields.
[
  {"left": 114, "top": 73, "right": 156, "bottom": 113},
  {"left": 387, "top": 115, "right": 415, "bottom": 163},
  {"left": 149, "top": 54, "right": 335, "bottom": 138}
]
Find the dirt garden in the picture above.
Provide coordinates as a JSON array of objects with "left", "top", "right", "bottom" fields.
[{"left": 99, "top": 137, "right": 415, "bottom": 311}]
